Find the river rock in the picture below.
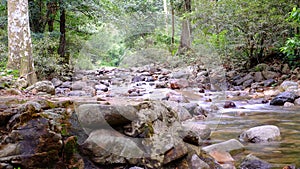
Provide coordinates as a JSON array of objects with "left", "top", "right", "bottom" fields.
[
  {"left": 234, "top": 73, "right": 253, "bottom": 86},
  {"left": 202, "top": 139, "right": 244, "bottom": 154},
  {"left": 181, "top": 122, "right": 211, "bottom": 145},
  {"left": 224, "top": 101, "right": 236, "bottom": 108},
  {"left": 166, "top": 91, "right": 189, "bottom": 103},
  {"left": 263, "top": 79, "right": 276, "bottom": 87},
  {"left": 254, "top": 72, "right": 264, "bottom": 82},
  {"left": 51, "top": 78, "right": 63, "bottom": 87},
  {"left": 72, "top": 81, "right": 87, "bottom": 90},
  {"left": 239, "top": 154, "right": 272, "bottom": 169},
  {"left": 284, "top": 102, "right": 295, "bottom": 107},
  {"left": 179, "top": 103, "right": 198, "bottom": 115},
  {"left": 169, "top": 79, "right": 189, "bottom": 89},
  {"left": 76, "top": 104, "right": 138, "bottom": 130},
  {"left": 81, "top": 129, "right": 145, "bottom": 165},
  {"left": 0, "top": 117, "right": 63, "bottom": 168},
  {"left": 190, "top": 154, "right": 210, "bottom": 169},
  {"left": 95, "top": 84, "right": 108, "bottom": 92},
  {"left": 239, "top": 125, "right": 280, "bottom": 143},
  {"left": 208, "top": 150, "right": 234, "bottom": 164},
  {"left": 270, "top": 92, "right": 298, "bottom": 106},
  {"left": 25, "top": 81, "right": 55, "bottom": 95},
  {"left": 262, "top": 70, "right": 278, "bottom": 80},
  {"left": 280, "top": 80, "right": 298, "bottom": 92},
  {"left": 294, "top": 98, "right": 300, "bottom": 105},
  {"left": 282, "top": 63, "right": 290, "bottom": 74}
]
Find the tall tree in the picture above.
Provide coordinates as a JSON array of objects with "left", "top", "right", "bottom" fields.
[
  {"left": 178, "top": 0, "right": 192, "bottom": 54},
  {"left": 58, "top": 0, "right": 66, "bottom": 62},
  {"left": 7, "top": 0, "right": 37, "bottom": 85}
]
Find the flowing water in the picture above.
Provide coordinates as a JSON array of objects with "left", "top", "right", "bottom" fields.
[{"left": 196, "top": 94, "right": 300, "bottom": 168}]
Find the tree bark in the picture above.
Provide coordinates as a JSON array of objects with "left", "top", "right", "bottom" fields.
[
  {"left": 7, "top": 0, "right": 37, "bottom": 85},
  {"left": 178, "top": 0, "right": 192, "bottom": 54},
  {"left": 47, "top": 1, "right": 58, "bottom": 32},
  {"left": 58, "top": 0, "right": 67, "bottom": 63}
]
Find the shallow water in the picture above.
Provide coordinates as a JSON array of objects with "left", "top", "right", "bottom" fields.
[{"left": 201, "top": 101, "right": 300, "bottom": 168}]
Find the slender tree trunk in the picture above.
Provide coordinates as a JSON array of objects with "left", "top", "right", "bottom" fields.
[
  {"left": 7, "top": 0, "right": 37, "bottom": 85},
  {"left": 178, "top": 0, "right": 192, "bottom": 54},
  {"left": 58, "top": 0, "right": 67, "bottom": 62},
  {"left": 47, "top": 1, "right": 58, "bottom": 32},
  {"left": 163, "top": 0, "right": 168, "bottom": 32},
  {"left": 171, "top": 0, "right": 175, "bottom": 45}
]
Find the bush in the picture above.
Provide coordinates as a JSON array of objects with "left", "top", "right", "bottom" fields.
[
  {"left": 280, "top": 7, "right": 300, "bottom": 67},
  {"left": 32, "top": 32, "right": 65, "bottom": 79}
]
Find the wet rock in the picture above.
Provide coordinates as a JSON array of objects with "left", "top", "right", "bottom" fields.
[
  {"left": 166, "top": 91, "right": 189, "bottom": 103},
  {"left": 239, "top": 125, "right": 280, "bottom": 143},
  {"left": 67, "top": 90, "right": 89, "bottom": 97},
  {"left": 190, "top": 154, "right": 210, "bottom": 169},
  {"left": 132, "top": 75, "right": 145, "bottom": 82},
  {"left": 179, "top": 103, "right": 198, "bottom": 114},
  {"left": 263, "top": 79, "right": 276, "bottom": 87},
  {"left": 208, "top": 150, "right": 234, "bottom": 164},
  {"left": 202, "top": 139, "right": 244, "bottom": 154},
  {"left": 270, "top": 92, "right": 298, "bottom": 106},
  {"left": 51, "top": 78, "right": 63, "bottom": 87},
  {"left": 280, "top": 81, "right": 298, "bottom": 92},
  {"left": 95, "top": 84, "right": 108, "bottom": 92},
  {"left": 155, "top": 82, "right": 168, "bottom": 88},
  {"left": 239, "top": 154, "right": 272, "bottom": 169},
  {"left": 181, "top": 122, "right": 211, "bottom": 145},
  {"left": 254, "top": 72, "right": 264, "bottom": 82},
  {"left": 25, "top": 81, "right": 55, "bottom": 95},
  {"left": 169, "top": 79, "right": 189, "bottom": 89},
  {"left": 263, "top": 89, "right": 280, "bottom": 97},
  {"left": 223, "top": 101, "right": 236, "bottom": 108},
  {"left": 284, "top": 102, "right": 295, "bottom": 107},
  {"left": 165, "top": 102, "right": 192, "bottom": 121},
  {"left": 294, "top": 98, "right": 300, "bottom": 106},
  {"left": 262, "top": 70, "right": 278, "bottom": 80}
]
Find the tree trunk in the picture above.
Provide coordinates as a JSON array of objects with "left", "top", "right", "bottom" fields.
[
  {"left": 171, "top": 3, "right": 175, "bottom": 45},
  {"left": 178, "top": 0, "right": 192, "bottom": 54},
  {"left": 7, "top": 0, "right": 37, "bottom": 85},
  {"left": 47, "top": 1, "right": 58, "bottom": 32},
  {"left": 163, "top": 0, "right": 168, "bottom": 32},
  {"left": 58, "top": 0, "right": 67, "bottom": 63}
]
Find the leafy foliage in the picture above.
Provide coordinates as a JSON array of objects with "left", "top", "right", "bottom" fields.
[
  {"left": 192, "top": 0, "right": 296, "bottom": 69},
  {"left": 280, "top": 7, "right": 300, "bottom": 66}
]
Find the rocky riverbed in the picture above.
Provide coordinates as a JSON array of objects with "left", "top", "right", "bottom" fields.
[{"left": 0, "top": 63, "right": 300, "bottom": 169}]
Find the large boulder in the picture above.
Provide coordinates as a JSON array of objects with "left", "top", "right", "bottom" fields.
[
  {"left": 239, "top": 125, "right": 280, "bottom": 143},
  {"left": 239, "top": 154, "right": 272, "bottom": 169},
  {"left": 202, "top": 139, "right": 244, "bottom": 154},
  {"left": 181, "top": 122, "right": 211, "bottom": 145},
  {"left": 270, "top": 92, "right": 298, "bottom": 106},
  {"left": 280, "top": 80, "right": 298, "bottom": 92},
  {"left": 25, "top": 81, "right": 55, "bottom": 95}
]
